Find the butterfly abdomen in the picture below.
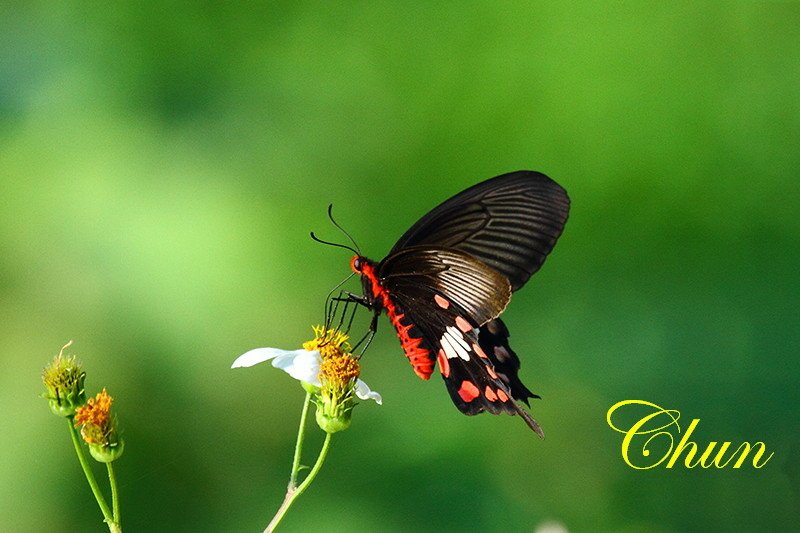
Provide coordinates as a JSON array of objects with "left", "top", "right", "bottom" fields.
[
  {"left": 384, "top": 300, "right": 435, "bottom": 380},
  {"left": 351, "top": 255, "right": 435, "bottom": 380}
]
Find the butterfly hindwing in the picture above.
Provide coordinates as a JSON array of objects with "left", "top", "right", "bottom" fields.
[
  {"left": 478, "top": 318, "right": 539, "bottom": 406},
  {"left": 441, "top": 340, "right": 544, "bottom": 437},
  {"left": 377, "top": 272, "right": 544, "bottom": 436}
]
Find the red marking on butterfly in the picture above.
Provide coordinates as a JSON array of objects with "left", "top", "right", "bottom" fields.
[
  {"left": 352, "top": 257, "right": 434, "bottom": 379},
  {"left": 348, "top": 171, "right": 569, "bottom": 436},
  {"left": 455, "top": 316, "right": 472, "bottom": 333},
  {"left": 434, "top": 294, "right": 450, "bottom": 309},
  {"left": 437, "top": 349, "right": 450, "bottom": 378},
  {"left": 484, "top": 386, "right": 498, "bottom": 402},
  {"left": 458, "top": 381, "right": 480, "bottom": 403},
  {"left": 472, "top": 343, "right": 489, "bottom": 359}
]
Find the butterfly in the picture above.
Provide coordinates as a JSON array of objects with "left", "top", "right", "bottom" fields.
[{"left": 347, "top": 170, "right": 569, "bottom": 436}]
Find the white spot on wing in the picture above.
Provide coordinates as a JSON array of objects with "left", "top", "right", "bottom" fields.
[
  {"left": 440, "top": 333, "right": 458, "bottom": 360},
  {"left": 447, "top": 326, "right": 470, "bottom": 352},
  {"left": 441, "top": 326, "right": 470, "bottom": 361}
]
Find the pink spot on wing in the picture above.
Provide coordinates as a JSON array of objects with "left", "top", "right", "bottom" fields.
[
  {"left": 458, "top": 381, "right": 480, "bottom": 403},
  {"left": 455, "top": 316, "right": 472, "bottom": 333},
  {"left": 437, "top": 349, "right": 450, "bottom": 378},
  {"left": 472, "top": 343, "right": 489, "bottom": 359},
  {"left": 434, "top": 294, "right": 450, "bottom": 309},
  {"left": 497, "top": 389, "right": 509, "bottom": 402},
  {"left": 486, "top": 365, "right": 498, "bottom": 379},
  {"left": 484, "top": 387, "right": 498, "bottom": 402}
]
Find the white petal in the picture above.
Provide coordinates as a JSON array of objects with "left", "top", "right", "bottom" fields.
[
  {"left": 272, "top": 349, "right": 322, "bottom": 387},
  {"left": 231, "top": 347, "right": 296, "bottom": 368},
  {"left": 355, "top": 379, "right": 382, "bottom": 405}
]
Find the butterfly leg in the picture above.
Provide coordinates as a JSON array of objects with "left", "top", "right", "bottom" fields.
[
  {"left": 327, "top": 291, "right": 371, "bottom": 309},
  {"left": 324, "top": 292, "right": 365, "bottom": 339},
  {"left": 325, "top": 290, "right": 369, "bottom": 329},
  {"left": 350, "top": 310, "right": 380, "bottom": 355},
  {"left": 342, "top": 291, "right": 371, "bottom": 307},
  {"left": 323, "top": 290, "right": 378, "bottom": 356}
]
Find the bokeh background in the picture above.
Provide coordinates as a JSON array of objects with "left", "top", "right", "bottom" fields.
[{"left": 2, "top": 2, "right": 799, "bottom": 532}]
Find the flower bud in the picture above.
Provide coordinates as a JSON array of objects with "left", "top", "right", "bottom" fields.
[
  {"left": 314, "top": 384, "right": 355, "bottom": 434},
  {"left": 74, "top": 389, "right": 125, "bottom": 462},
  {"left": 86, "top": 432, "right": 125, "bottom": 463},
  {"left": 313, "top": 349, "right": 361, "bottom": 434},
  {"left": 41, "top": 341, "right": 86, "bottom": 417},
  {"left": 315, "top": 403, "right": 353, "bottom": 433}
]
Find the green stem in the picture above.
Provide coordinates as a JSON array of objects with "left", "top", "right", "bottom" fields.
[
  {"left": 107, "top": 462, "right": 121, "bottom": 526},
  {"left": 67, "top": 418, "right": 117, "bottom": 530},
  {"left": 289, "top": 392, "right": 312, "bottom": 488},
  {"left": 265, "top": 411, "right": 333, "bottom": 532},
  {"left": 288, "top": 432, "right": 332, "bottom": 506}
]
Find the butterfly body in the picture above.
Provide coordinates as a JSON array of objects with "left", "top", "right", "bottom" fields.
[
  {"left": 349, "top": 171, "right": 569, "bottom": 436},
  {"left": 351, "top": 254, "right": 436, "bottom": 380}
]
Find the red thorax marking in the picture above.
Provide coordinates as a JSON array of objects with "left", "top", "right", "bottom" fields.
[{"left": 353, "top": 256, "right": 434, "bottom": 380}]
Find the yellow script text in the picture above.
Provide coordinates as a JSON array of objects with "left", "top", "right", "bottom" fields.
[{"left": 606, "top": 400, "right": 774, "bottom": 470}]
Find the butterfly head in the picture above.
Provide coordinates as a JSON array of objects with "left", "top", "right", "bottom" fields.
[
  {"left": 350, "top": 255, "right": 385, "bottom": 309},
  {"left": 349, "top": 255, "right": 365, "bottom": 274}
]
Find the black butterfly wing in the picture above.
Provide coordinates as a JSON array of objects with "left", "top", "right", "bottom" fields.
[
  {"left": 437, "top": 322, "right": 544, "bottom": 437},
  {"left": 389, "top": 170, "right": 570, "bottom": 291},
  {"left": 378, "top": 247, "right": 543, "bottom": 436},
  {"left": 378, "top": 246, "right": 511, "bottom": 326},
  {"left": 478, "top": 318, "right": 539, "bottom": 406}
]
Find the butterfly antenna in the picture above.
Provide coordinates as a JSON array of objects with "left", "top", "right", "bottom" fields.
[
  {"left": 327, "top": 204, "right": 361, "bottom": 255},
  {"left": 310, "top": 232, "right": 359, "bottom": 256}
]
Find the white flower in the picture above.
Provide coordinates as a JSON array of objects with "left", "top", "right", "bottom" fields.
[
  {"left": 231, "top": 347, "right": 382, "bottom": 404},
  {"left": 354, "top": 379, "right": 382, "bottom": 404}
]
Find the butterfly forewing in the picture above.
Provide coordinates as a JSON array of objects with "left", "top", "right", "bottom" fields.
[
  {"left": 378, "top": 246, "right": 511, "bottom": 327},
  {"left": 389, "top": 171, "right": 570, "bottom": 291}
]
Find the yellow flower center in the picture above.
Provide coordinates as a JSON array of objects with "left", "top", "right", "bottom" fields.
[
  {"left": 75, "top": 388, "right": 113, "bottom": 429},
  {"left": 319, "top": 353, "right": 361, "bottom": 384},
  {"left": 80, "top": 424, "right": 107, "bottom": 445},
  {"left": 42, "top": 341, "right": 83, "bottom": 391},
  {"left": 302, "top": 325, "right": 352, "bottom": 360},
  {"left": 302, "top": 326, "right": 361, "bottom": 387}
]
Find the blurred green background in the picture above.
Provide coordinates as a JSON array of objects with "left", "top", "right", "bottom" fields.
[{"left": 2, "top": 2, "right": 798, "bottom": 532}]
